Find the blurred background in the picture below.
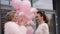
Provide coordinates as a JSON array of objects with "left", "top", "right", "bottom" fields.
[{"left": 0, "top": 0, "right": 59, "bottom": 34}]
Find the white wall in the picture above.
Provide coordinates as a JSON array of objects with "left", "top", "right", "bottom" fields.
[{"left": 33, "top": 0, "right": 53, "bottom": 10}]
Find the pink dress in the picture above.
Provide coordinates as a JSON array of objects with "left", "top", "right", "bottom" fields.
[
  {"left": 36, "top": 22, "right": 49, "bottom": 34},
  {"left": 26, "top": 21, "right": 34, "bottom": 34},
  {"left": 4, "top": 21, "right": 27, "bottom": 34},
  {"left": 26, "top": 26, "right": 34, "bottom": 34},
  {"left": 19, "top": 26, "right": 27, "bottom": 34}
]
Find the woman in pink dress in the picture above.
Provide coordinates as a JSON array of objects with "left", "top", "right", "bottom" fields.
[{"left": 35, "top": 10, "right": 49, "bottom": 34}]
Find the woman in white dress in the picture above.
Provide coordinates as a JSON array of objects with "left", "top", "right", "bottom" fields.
[
  {"left": 35, "top": 11, "right": 49, "bottom": 34},
  {"left": 17, "top": 14, "right": 27, "bottom": 34},
  {"left": 4, "top": 11, "right": 27, "bottom": 34}
]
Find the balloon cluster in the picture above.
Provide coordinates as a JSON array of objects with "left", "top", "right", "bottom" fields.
[{"left": 11, "top": 0, "right": 37, "bottom": 23}]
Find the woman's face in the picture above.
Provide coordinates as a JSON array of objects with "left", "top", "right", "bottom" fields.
[
  {"left": 18, "top": 17, "right": 26, "bottom": 25},
  {"left": 36, "top": 13, "right": 43, "bottom": 23},
  {"left": 12, "top": 14, "right": 17, "bottom": 22}
]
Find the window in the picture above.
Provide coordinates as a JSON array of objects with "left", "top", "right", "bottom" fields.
[
  {"left": 1, "top": 0, "right": 10, "bottom": 5},
  {"left": 32, "top": 0, "right": 53, "bottom": 10}
]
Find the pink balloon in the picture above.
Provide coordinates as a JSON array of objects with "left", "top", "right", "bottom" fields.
[
  {"left": 11, "top": 0, "right": 22, "bottom": 10},
  {"left": 18, "top": 0, "right": 32, "bottom": 22},
  {"left": 30, "top": 8, "right": 38, "bottom": 19},
  {"left": 25, "top": 8, "right": 38, "bottom": 21},
  {"left": 20, "top": 0, "right": 31, "bottom": 15},
  {"left": 11, "top": 0, "right": 37, "bottom": 23}
]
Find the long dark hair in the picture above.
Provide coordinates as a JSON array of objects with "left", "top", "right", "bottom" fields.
[{"left": 37, "top": 10, "right": 49, "bottom": 23}]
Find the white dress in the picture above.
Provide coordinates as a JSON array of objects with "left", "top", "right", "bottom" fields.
[
  {"left": 19, "top": 25, "right": 27, "bottom": 34},
  {"left": 4, "top": 21, "right": 27, "bottom": 34},
  {"left": 35, "top": 22, "right": 49, "bottom": 34}
]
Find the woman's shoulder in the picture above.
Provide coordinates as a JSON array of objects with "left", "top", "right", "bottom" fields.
[
  {"left": 5, "top": 21, "right": 15, "bottom": 25},
  {"left": 44, "top": 23, "right": 48, "bottom": 25},
  {"left": 5, "top": 21, "right": 18, "bottom": 27},
  {"left": 43, "top": 23, "right": 48, "bottom": 27}
]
